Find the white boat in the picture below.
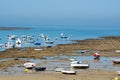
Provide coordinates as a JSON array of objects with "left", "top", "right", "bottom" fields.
[
  {"left": 4, "top": 41, "right": 14, "bottom": 49},
  {"left": 0, "top": 44, "right": 5, "bottom": 48},
  {"left": 60, "top": 33, "right": 68, "bottom": 39},
  {"left": 71, "top": 60, "right": 89, "bottom": 68},
  {"left": 16, "top": 38, "right": 22, "bottom": 47},
  {"left": 60, "top": 33, "right": 72, "bottom": 40},
  {"left": 61, "top": 70, "right": 76, "bottom": 74},
  {"left": 69, "top": 58, "right": 77, "bottom": 61},
  {"left": 34, "top": 48, "right": 42, "bottom": 51},
  {"left": 7, "top": 35, "right": 16, "bottom": 40},
  {"left": 44, "top": 37, "right": 57, "bottom": 44},
  {"left": 112, "top": 59, "right": 120, "bottom": 64},
  {"left": 71, "top": 63, "right": 89, "bottom": 68},
  {"left": 16, "top": 38, "right": 21, "bottom": 44},
  {"left": 40, "top": 33, "right": 57, "bottom": 46},
  {"left": 24, "top": 62, "right": 36, "bottom": 69}
]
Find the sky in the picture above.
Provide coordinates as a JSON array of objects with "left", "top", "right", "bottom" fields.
[{"left": 0, "top": 0, "right": 120, "bottom": 29}]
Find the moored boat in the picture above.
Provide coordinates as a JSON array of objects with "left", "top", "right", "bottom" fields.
[
  {"left": 112, "top": 59, "right": 120, "bottom": 64},
  {"left": 71, "top": 60, "right": 89, "bottom": 68},
  {"left": 24, "top": 62, "right": 36, "bottom": 69},
  {"left": 61, "top": 70, "right": 76, "bottom": 75},
  {"left": 34, "top": 67, "right": 46, "bottom": 71}
]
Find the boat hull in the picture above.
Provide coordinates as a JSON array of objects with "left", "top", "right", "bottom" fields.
[
  {"left": 61, "top": 70, "right": 76, "bottom": 75},
  {"left": 34, "top": 67, "right": 46, "bottom": 71},
  {"left": 71, "top": 64, "right": 89, "bottom": 68},
  {"left": 112, "top": 60, "right": 120, "bottom": 64}
]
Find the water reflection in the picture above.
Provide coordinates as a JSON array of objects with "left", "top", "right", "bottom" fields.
[{"left": 93, "top": 58, "right": 100, "bottom": 62}]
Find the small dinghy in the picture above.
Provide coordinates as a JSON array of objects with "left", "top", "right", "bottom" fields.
[
  {"left": 61, "top": 70, "right": 76, "bottom": 75},
  {"left": 112, "top": 59, "right": 120, "bottom": 64},
  {"left": 24, "top": 62, "right": 36, "bottom": 69},
  {"left": 34, "top": 67, "right": 46, "bottom": 71},
  {"left": 71, "top": 60, "right": 89, "bottom": 68},
  {"left": 34, "top": 48, "right": 42, "bottom": 51}
]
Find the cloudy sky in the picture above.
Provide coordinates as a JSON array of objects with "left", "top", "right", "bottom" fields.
[{"left": 0, "top": 0, "right": 120, "bottom": 28}]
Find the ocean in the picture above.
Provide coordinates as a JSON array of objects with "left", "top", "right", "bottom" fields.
[{"left": 0, "top": 26, "right": 120, "bottom": 50}]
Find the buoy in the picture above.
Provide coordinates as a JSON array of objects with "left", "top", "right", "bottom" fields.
[
  {"left": 25, "top": 69, "right": 29, "bottom": 73},
  {"left": 115, "top": 77, "right": 119, "bottom": 80}
]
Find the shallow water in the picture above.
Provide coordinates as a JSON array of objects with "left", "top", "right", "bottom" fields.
[{"left": 0, "top": 55, "right": 120, "bottom": 75}]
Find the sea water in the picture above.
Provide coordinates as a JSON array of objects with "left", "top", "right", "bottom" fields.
[{"left": 0, "top": 26, "right": 120, "bottom": 50}]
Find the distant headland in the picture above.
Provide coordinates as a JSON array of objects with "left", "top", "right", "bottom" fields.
[{"left": 0, "top": 27, "right": 31, "bottom": 30}]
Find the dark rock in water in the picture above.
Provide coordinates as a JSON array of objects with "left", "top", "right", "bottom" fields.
[{"left": 14, "top": 58, "right": 19, "bottom": 60}]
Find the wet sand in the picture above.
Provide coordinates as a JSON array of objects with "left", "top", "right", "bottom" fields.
[
  {"left": 0, "top": 70, "right": 118, "bottom": 80},
  {"left": 0, "top": 36, "right": 120, "bottom": 80}
]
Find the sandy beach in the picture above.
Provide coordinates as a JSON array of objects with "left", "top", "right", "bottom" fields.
[{"left": 0, "top": 36, "right": 120, "bottom": 80}]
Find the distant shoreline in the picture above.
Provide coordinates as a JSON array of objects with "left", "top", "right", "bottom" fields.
[{"left": 0, "top": 27, "right": 31, "bottom": 30}]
